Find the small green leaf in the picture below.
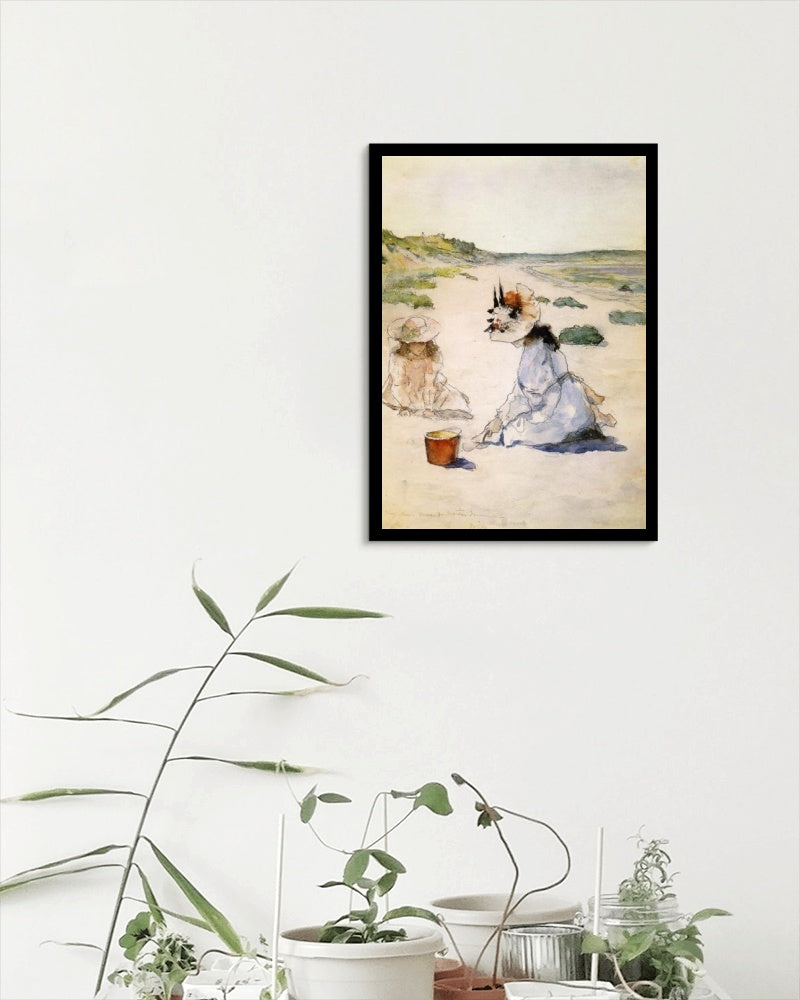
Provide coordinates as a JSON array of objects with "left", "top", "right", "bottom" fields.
[
  {"left": 618, "top": 929, "right": 656, "bottom": 964},
  {"left": 370, "top": 850, "right": 406, "bottom": 874},
  {"left": 349, "top": 902, "right": 378, "bottom": 925},
  {"left": 343, "top": 850, "right": 370, "bottom": 886},
  {"left": 85, "top": 666, "right": 211, "bottom": 716},
  {"left": 668, "top": 939, "right": 704, "bottom": 962},
  {"left": 412, "top": 782, "right": 453, "bottom": 815},
  {"left": 2, "top": 787, "right": 143, "bottom": 803},
  {"left": 255, "top": 564, "right": 297, "bottom": 613},
  {"left": 125, "top": 897, "right": 212, "bottom": 931},
  {"left": 382, "top": 906, "right": 441, "bottom": 924},
  {"left": 300, "top": 792, "right": 317, "bottom": 824},
  {"left": 691, "top": 908, "right": 731, "bottom": 922},
  {"left": 192, "top": 565, "right": 233, "bottom": 636},
  {"left": 376, "top": 871, "right": 398, "bottom": 896},
  {"left": 318, "top": 881, "right": 348, "bottom": 890},
  {"left": 168, "top": 756, "right": 308, "bottom": 774},
  {"left": 259, "top": 607, "right": 387, "bottom": 619},
  {"left": 318, "top": 793, "right": 351, "bottom": 803},
  {"left": 580, "top": 932, "right": 610, "bottom": 955},
  {"left": 477, "top": 810, "right": 493, "bottom": 829},
  {"left": 145, "top": 839, "right": 243, "bottom": 954}
]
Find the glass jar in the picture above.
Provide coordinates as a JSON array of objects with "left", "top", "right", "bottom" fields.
[{"left": 584, "top": 893, "right": 686, "bottom": 983}]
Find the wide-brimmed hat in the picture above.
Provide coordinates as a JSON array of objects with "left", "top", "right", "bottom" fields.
[{"left": 387, "top": 315, "right": 441, "bottom": 343}]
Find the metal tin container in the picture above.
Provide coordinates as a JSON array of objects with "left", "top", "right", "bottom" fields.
[{"left": 501, "top": 923, "right": 584, "bottom": 981}]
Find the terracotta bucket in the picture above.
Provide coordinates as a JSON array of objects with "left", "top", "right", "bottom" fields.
[{"left": 425, "top": 429, "right": 461, "bottom": 466}]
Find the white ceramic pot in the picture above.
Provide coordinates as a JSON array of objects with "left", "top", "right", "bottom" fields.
[
  {"left": 431, "top": 894, "right": 581, "bottom": 975},
  {"left": 280, "top": 925, "right": 443, "bottom": 1000}
]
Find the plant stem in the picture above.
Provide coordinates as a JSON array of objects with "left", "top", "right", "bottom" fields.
[{"left": 94, "top": 619, "right": 254, "bottom": 995}]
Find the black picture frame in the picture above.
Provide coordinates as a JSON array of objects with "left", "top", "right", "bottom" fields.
[{"left": 369, "top": 143, "right": 657, "bottom": 541}]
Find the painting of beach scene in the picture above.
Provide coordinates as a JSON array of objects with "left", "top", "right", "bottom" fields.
[{"left": 369, "top": 144, "right": 657, "bottom": 540}]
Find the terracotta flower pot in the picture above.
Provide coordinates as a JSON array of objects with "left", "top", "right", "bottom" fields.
[
  {"left": 435, "top": 957, "right": 466, "bottom": 980},
  {"left": 433, "top": 975, "right": 508, "bottom": 1000}
]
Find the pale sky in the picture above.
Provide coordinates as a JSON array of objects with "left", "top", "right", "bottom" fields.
[{"left": 382, "top": 155, "right": 647, "bottom": 254}]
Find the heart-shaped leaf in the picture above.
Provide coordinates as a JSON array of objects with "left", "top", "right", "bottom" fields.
[{"left": 413, "top": 783, "right": 453, "bottom": 815}]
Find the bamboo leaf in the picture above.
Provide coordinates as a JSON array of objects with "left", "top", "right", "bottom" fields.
[
  {"left": 41, "top": 940, "right": 102, "bottom": 951},
  {"left": 6, "top": 708, "right": 175, "bottom": 731},
  {"left": 197, "top": 684, "right": 350, "bottom": 702},
  {"left": 2, "top": 788, "right": 144, "bottom": 803},
  {"left": 259, "top": 607, "right": 387, "bottom": 620},
  {"left": 230, "top": 651, "right": 350, "bottom": 686},
  {"left": 255, "top": 564, "right": 298, "bottom": 613},
  {"left": 125, "top": 897, "right": 212, "bottom": 932},
  {"left": 1, "top": 863, "right": 122, "bottom": 893},
  {"left": 144, "top": 839, "right": 243, "bottom": 954},
  {"left": 0, "top": 844, "right": 128, "bottom": 885},
  {"left": 168, "top": 756, "right": 309, "bottom": 774},
  {"left": 192, "top": 565, "right": 233, "bottom": 636},
  {"left": 134, "top": 866, "right": 165, "bottom": 927},
  {"left": 381, "top": 906, "right": 441, "bottom": 924},
  {"left": 84, "top": 666, "right": 211, "bottom": 716}
]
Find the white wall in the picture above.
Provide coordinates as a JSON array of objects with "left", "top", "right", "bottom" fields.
[{"left": 1, "top": 3, "right": 797, "bottom": 998}]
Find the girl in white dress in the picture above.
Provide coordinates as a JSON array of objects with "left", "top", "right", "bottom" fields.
[{"left": 474, "top": 283, "right": 614, "bottom": 448}]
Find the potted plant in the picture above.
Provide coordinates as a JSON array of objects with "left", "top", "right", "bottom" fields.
[
  {"left": 433, "top": 773, "right": 574, "bottom": 999},
  {"left": 278, "top": 778, "right": 453, "bottom": 1000},
  {"left": 107, "top": 910, "right": 197, "bottom": 1000},
  {"left": 1, "top": 563, "right": 385, "bottom": 997},
  {"left": 581, "top": 832, "right": 730, "bottom": 999}
]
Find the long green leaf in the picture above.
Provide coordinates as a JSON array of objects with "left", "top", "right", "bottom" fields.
[
  {"left": 133, "top": 865, "right": 165, "bottom": 926},
  {"left": 258, "top": 607, "right": 387, "bottom": 620},
  {"left": 168, "top": 756, "right": 309, "bottom": 774},
  {"left": 255, "top": 564, "right": 298, "bottom": 613},
  {"left": 125, "top": 897, "right": 212, "bottom": 932},
  {"left": 382, "top": 906, "right": 441, "bottom": 924},
  {"left": 197, "top": 684, "right": 350, "bottom": 702},
  {"left": 6, "top": 708, "right": 175, "bottom": 731},
  {"left": 84, "top": 666, "right": 211, "bottom": 716},
  {"left": 144, "top": 839, "right": 243, "bottom": 953},
  {"left": 0, "top": 863, "right": 123, "bottom": 893},
  {"left": 42, "top": 940, "right": 102, "bottom": 951},
  {"left": 2, "top": 787, "right": 144, "bottom": 803},
  {"left": 192, "top": 565, "right": 233, "bottom": 636},
  {"left": 230, "top": 651, "right": 354, "bottom": 686},
  {"left": 691, "top": 908, "right": 731, "bottom": 923},
  {"left": 0, "top": 844, "right": 128, "bottom": 885}
]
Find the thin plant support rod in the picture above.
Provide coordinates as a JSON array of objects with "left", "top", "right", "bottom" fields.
[{"left": 94, "top": 618, "right": 253, "bottom": 994}]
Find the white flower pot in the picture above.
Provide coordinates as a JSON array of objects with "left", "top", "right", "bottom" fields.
[
  {"left": 430, "top": 894, "right": 581, "bottom": 975},
  {"left": 279, "top": 925, "right": 442, "bottom": 1000}
]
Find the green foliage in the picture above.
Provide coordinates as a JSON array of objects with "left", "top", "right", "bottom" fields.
[
  {"left": 559, "top": 325, "right": 604, "bottom": 345},
  {"left": 553, "top": 296, "right": 587, "bottom": 309},
  {"left": 381, "top": 287, "right": 435, "bottom": 309},
  {"left": 292, "top": 780, "right": 452, "bottom": 944},
  {"left": 534, "top": 295, "right": 550, "bottom": 304},
  {"left": 109, "top": 911, "right": 196, "bottom": 1000},
  {"left": 3, "top": 564, "right": 384, "bottom": 994},
  {"left": 582, "top": 832, "right": 731, "bottom": 998},
  {"left": 609, "top": 310, "right": 646, "bottom": 325}
]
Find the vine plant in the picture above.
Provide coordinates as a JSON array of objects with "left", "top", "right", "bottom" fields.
[{"left": 1, "top": 563, "right": 385, "bottom": 994}]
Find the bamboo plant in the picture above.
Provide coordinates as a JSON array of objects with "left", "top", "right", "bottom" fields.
[{"left": 0, "top": 563, "right": 386, "bottom": 995}]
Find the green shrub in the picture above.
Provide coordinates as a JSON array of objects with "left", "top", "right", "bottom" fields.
[
  {"left": 535, "top": 295, "right": 550, "bottom": 304},
  {"left": 382, "top": 288, "right": 434, "bottom": 309},
  {"left": 609, "top": 310, "right": 646, "bottom": 325},
  {"left": 553, "top": 296, "right": 587, "bottom": 309},
  {"left": 559, "top": 325, "right": 604, "bottom": 345}
]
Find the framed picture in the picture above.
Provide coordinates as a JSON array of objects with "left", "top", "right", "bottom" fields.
[{"left": 369, "top": 143, "right": 657, "bottom": 540}]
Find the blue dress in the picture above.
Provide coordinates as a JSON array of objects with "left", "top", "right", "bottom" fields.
[{"left": 479, "top": 339, "right": 603, "bottom": 447}]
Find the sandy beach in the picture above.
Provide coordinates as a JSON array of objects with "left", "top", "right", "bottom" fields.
[{"left": 380, "top": 263, "right": 647, "bottom": 531}]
